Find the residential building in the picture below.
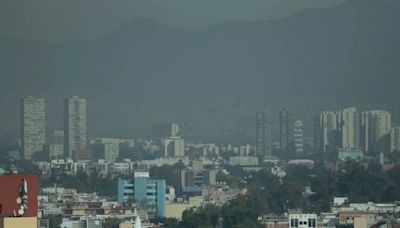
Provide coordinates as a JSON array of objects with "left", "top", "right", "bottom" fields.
[
  {"left": 163, "top": 137, "right": 184, "bottom": 157},
  {"left": 317, "top": 111, "right": 341, "bottom": 153},
  {"left": 361, "top": 110, "right": 391, "bottom": 153},
  {"left": 391, "top": 127, "right": 400, "bottom": 152},
  {"left": 21, "top": 96, "right": 46, "bottom": 160},
  {"left": 256, "top": 109, "right": 272, "bottom": 157},
  {"left": 279, "top": 109, "right": 291, "bottom": 153},
  {"left": 64, "top": 96, "right": 87, "bottom": 159},
  {"left": 341, "top": 107, "right": 359, "bottom": 150},
  {"left": 293, "top": 120, "right": 304, "bottom": 154},
  {"left": 289, "top": 213, "right": 317, "bottom": 228}
]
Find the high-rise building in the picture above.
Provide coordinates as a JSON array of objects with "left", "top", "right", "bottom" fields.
[
  {"left": 317, "top": 111, "right": 341, "bottom": 153},
  {"left": 361, "top": 110, "right": 391, "bottom": 153},
  {"left": 64, "top": 96, "right": 87, "bottom": 159},
  {"left": 21, "top": 97, "right": 46, "bottom": 160},
  {"left": 163, "top": 137, "right": 185, "bottom": 157},
  {"left": 279, "top": 109, "right": 291, "bottom": 153},
  {"left": 293, "top": 120, "right": 304, "bottom": 154},
  {"left": 256, "top": 109, "right": 272, "bottom": 157},
  {"left": 117, "top": 172, "right": 166, "bottom": 217},
  {"left": 341, "top": 107, "right": 359, "bottom": 149},
  {"left": 391, "top": 127, "right": 400, "bottom": 152},
  {"left": 49, "top": 130, "right": 64, "bottom": 159}
]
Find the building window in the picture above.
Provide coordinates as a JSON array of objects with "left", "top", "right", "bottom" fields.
[
  {"left": 291, "top": 218, "right": 299, "bottom": 227},
  {"left": 308, "top": 218, "right": 316, "bottom": 227}
]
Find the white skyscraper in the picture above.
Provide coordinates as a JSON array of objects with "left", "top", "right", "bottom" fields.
[
  {"left": 341, "top": 107, "right": 359, "bottom": 149},
  {"left": 391, "top": 127, "right": 400, "bottom": 152},
  {"left": 361, "top": 110, "right": 391, "bottom": 153},
  {"left": 21, "top": 96, "right": 46, "bottom": 160},
  {"left": 64, "top": 96, "right": 87, "bottom": 158},
  {"left": 293, "top": 120, "right": 304, "bottom": 153}
]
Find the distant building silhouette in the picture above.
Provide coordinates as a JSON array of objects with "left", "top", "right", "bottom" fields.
[
  {"left": 64, "top": 96, "right": 87, "bottom": 159},
  {"left": 361, "top": 110, "right": 391, "bottom": 154},
  {"left": 279, "top": 109, "right": 291, "bottom": 153},
  {"left": 316, "top": 111, "right": 342, "bottom": 154},
  {"left": 293, "top": 120, "right": 304, "bottom": 154},
  {"left": 256, "top": 109, "right": 272, "bottom": 157}
]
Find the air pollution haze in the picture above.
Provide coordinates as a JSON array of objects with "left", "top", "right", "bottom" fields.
[
  {"left": 0, "top": 0, "right": 399, "bottom": 142},
  {"left": 2, "top": 1, "right": 400, "bottom": 227}
]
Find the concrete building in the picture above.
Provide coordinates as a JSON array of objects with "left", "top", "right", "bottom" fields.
[
  {"left": 0, "top": 217, "right": 38, "bottom": 228},
  {"left": 341, "top": 107, "right": 359, "bottom": 150},
  {"left": 229, "top": 156, "right": 259, "bottom": 166},
  {"left": 361, "top": 110, "right": 391, "bottom": 153},
  {"left": 293, "top": 120, "right": 304, "bottom": 154},
  {"left": 21, "top": 96, "right": 46, "bottom": 160},
  {"left": 318, "top": 111, "right": 341, "bottom": 153},
  {"left": 49, "top": 144, "right": 64, "bottom": 159},
  {"left": 256, "top": 109, "right": 272, "bottom": 157},
  {"left": 391, "top": 127, "right": 400, "bottom": 152},
  {"left": 289, "top": 214, "right": 317, "bottom": 228},
  {"left": 163, "top": 137, "right": 184, "bottom": 157},
  {"left": 279, "top": 109, "right": 291, "bottom": 153},
  {"left": 64, "top": 96, "right": 87, "bottom": 159},
  {"left": 117, "top": 172, "right": 166, "bottom": 217}
]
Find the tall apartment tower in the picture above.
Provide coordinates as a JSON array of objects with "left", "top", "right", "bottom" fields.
[
  {"left": 293, "top": 120, "right": 304, "bottom": 154},
  {"left": 64, "top": 96, "right": 87, "bottom": 158},
  {"left": 279, "top": 109, "right": 291, "bottom": 153},
  {"left": 341, "top": 107, "right": 360, "bottom": 149},
  {"left": 256, "top": 109, "right": 272, "bottom": 157},
  {"left": 391, "top": 127, "right": 400, "bottom": 152},
  {"left": 21, "top": 97, "right": 46, "bottom": 160},
  {"left": 361, "top": 110, "right": 391, "bottom": 153},
  {"left": 317, "top": 111, "right": 341, "bottom": 153}
]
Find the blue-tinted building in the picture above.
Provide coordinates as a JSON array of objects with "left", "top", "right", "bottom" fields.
[{"left": 118, "top": 172, "right": 166, "bottom": 217}]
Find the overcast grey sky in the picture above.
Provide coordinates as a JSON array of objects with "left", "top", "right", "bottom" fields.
[{"left": 0, "top": 0, "right": 346, "bottom": 41}]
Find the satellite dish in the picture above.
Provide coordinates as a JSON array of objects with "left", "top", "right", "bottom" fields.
[{"left": 18, "top": 209, "right": 24, "bottom": 215}]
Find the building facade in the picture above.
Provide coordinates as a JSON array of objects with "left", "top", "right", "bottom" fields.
[
  {"left": 293, "top": 120, "right": 304, "bottom": 154},
  {"left": 64, "top": 96, "right": 87, "bottom": 159},
  {"left": 117, "top": 172, "right": 166, "bottom": 217},
  {"left": 391, "top": 127, "right": 400, "bottom": 152},
  {"left": 317, "top": 111, "right": 341, "bottom": 154},
  {"left": 361, "top": 110, "right": 391, "bottom": 153},
  {"left": 279, "top": 109, "right": 291, "bottom": 153},
  {"left": 21, "top": 96, "right": 46, "bottom": 160},
  {"left": 341, "top": 107, "right": 359, "bottom": 150},
  {"left": 256, "top": 109, "right": 272, "bottom": 157}
]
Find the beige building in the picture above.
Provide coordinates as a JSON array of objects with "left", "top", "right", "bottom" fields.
[
  {"left": 0, "top": 217, "right": 37, "bottom": 228},
  {"left": 341, "top": 107, "right": 359, "bottom": 149}
]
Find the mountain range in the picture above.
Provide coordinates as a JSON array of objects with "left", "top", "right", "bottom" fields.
[{"left": 0, "top": 0, "right": 399, "bottom": 143}]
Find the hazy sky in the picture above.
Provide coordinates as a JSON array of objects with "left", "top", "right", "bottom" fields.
[{"left": 0, "top": 0, "right": 346, "bottom": 41}]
